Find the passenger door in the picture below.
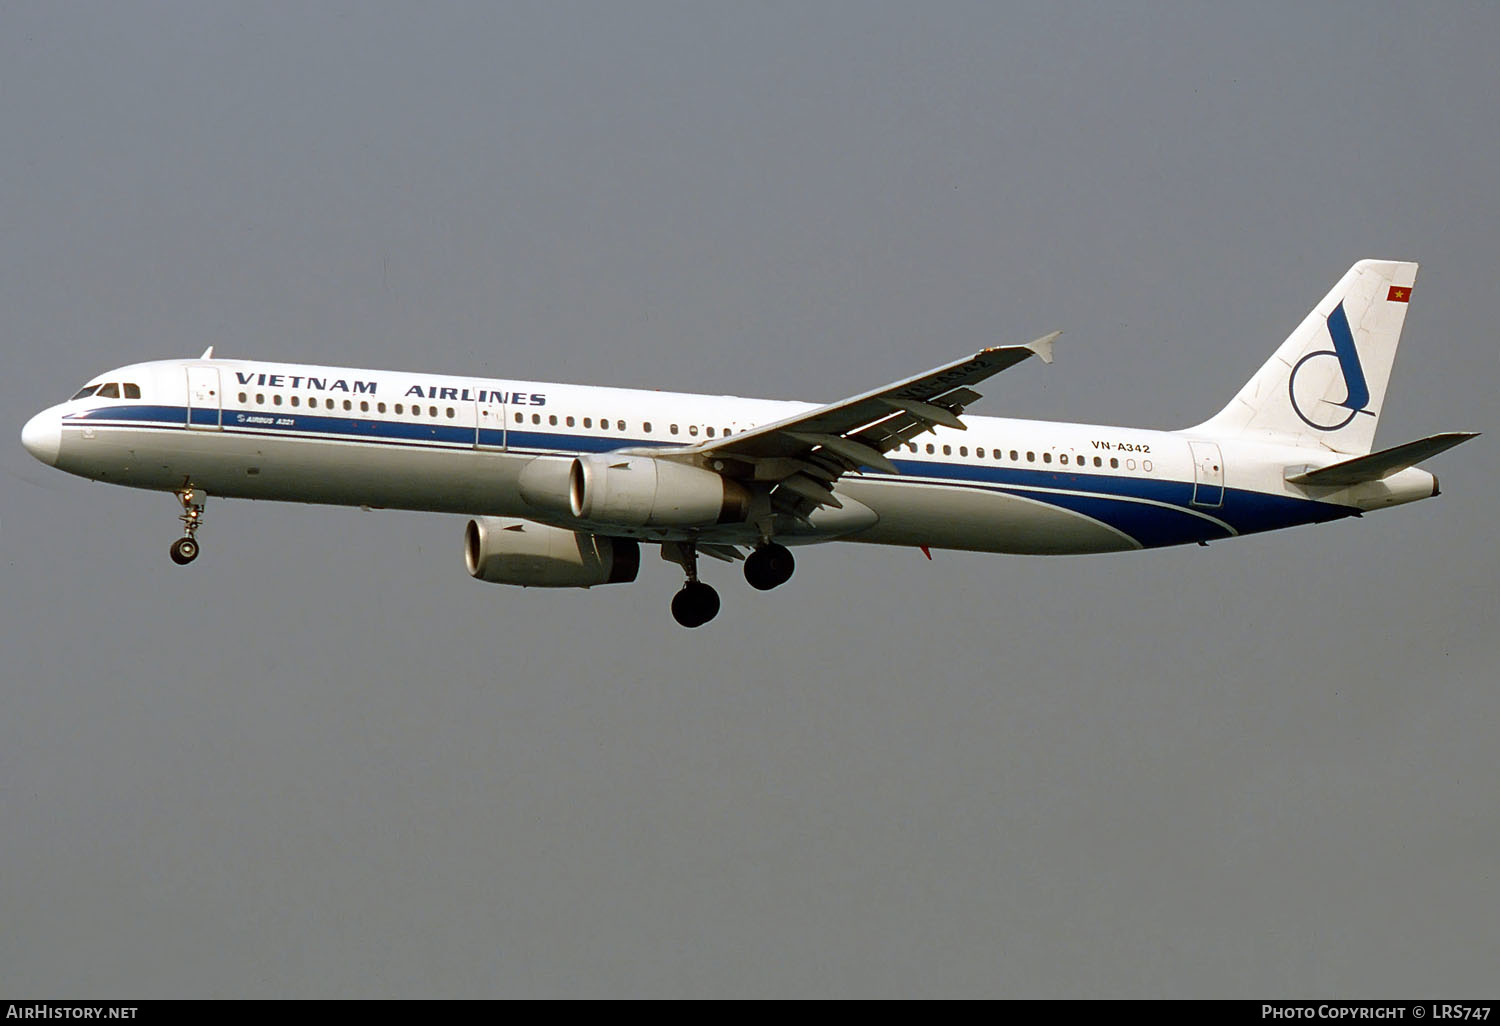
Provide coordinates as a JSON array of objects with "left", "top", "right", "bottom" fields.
[
  {"left": 186, "top": 366, "right": 222, "bottom": 431},
  {"left": 475, "top": 395, "right": 506, "bottom": 450},
  {"left": 1189, "top": 440, "right": 1225, "bottom": 508}
]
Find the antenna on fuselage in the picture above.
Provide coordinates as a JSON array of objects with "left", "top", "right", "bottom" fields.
[{"left": 199, "top": 346, "right": 215, "bottom": 359}]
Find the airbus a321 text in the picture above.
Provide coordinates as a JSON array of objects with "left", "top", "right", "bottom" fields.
[{"left": 21, "top": 260, "right": 1476, "bottom": 627}]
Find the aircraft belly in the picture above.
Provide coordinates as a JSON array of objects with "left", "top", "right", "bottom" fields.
[
  {"left": 59, "top": 426, "right": 534, "bottom": 516},
  {"left": 838, "top": 478, "right": 1139, "bottom": 554}
]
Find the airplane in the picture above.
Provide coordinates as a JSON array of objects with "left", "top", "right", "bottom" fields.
[{"left": 20, "top": 259, "right": 1477, "bottom": 627}]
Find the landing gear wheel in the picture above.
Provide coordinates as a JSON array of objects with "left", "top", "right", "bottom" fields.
[
  {"left": 170, "top": 536, "right": 199, "bottom": 565},
  {"left": 171, "top": 484, "right": 206, "bottom": 566},
  {"left": 744, "top": 543, "right": 795, "bottom": 591},
  {"left": 671, "top": 581, "right": 721, "bottom": 628}
]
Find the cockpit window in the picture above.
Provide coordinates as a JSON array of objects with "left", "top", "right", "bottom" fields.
[
  {"left": 70, "top": 385, "right": 100, "bottom": 400},
  {"left": 123, "top": 383, "right": 141, "bottom": 399},
  {"left": 96, "top": 383, "right": 120, "bottom": 399}
]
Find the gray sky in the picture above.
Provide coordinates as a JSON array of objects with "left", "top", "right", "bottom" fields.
[{"left": 2, "top": 1, "right": 1496, "bottom": 998}]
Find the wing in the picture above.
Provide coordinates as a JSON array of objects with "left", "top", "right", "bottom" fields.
[{"left": 655, "top": 333, "right": 1058, "bottom": 519}]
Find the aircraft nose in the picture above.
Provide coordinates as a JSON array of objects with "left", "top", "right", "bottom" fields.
[{"left": 21, "top": 409, "right": 61, "bottom": 466}]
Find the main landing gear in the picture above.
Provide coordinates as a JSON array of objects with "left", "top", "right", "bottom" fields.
[
  {"left": 170, "top": 484, "right": 205, "bottom": 565},
  {"left": 669, "top": 543, "right": 720, "bottom": 629},
  {"left": 743, "top": 543, "right": 794, "bottom": 591},
  {"left": 666, "top": 541, "right": 796, "bottom": 628}
]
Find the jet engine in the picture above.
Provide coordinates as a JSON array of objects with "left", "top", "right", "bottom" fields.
[
  {"left": 465, "top": 517, "right": 639, "bottom": 588},
  {"left": 567, "top": 454, "right": 749, "bottom": 527}
]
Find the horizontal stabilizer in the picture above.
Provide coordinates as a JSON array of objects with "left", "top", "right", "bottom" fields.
[{"left": 1287, "top": 432, "right": 1479, "bottom": 487}]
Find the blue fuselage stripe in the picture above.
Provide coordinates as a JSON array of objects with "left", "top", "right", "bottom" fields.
[{"left": 63, "top": 404, "right": 1355, "bottom": 547}]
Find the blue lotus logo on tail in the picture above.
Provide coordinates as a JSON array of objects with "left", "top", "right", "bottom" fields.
[{"left": 1288, "top": 302, "right": 1371, "bottom": 431}]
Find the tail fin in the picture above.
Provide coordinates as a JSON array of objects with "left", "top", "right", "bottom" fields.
[{"left": 1191, "top": 260, "right": 1419, "bottom": 455}]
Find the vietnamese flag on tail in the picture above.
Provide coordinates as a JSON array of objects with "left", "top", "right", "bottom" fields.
[{"left": 1388, "top": 285, "right": 1412, "bottom": 303}]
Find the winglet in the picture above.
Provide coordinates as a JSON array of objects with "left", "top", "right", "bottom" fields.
[{"left": 1020, "top": 331, "right": 1060, "bottom": 365}]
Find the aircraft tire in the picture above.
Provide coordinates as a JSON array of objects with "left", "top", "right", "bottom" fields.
[
  {"left": 170, "top": 537, "right": 199, "bottom": 565},
  {"left": 744, "top": 544, "right": 794, "bottom": 591},
  {"left": 671, "top": 581, "right": 720, "bottom": 628}
]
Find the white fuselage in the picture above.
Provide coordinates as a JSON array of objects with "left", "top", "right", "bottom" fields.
[{"left": 22, "top": 356, "right": 1438, "bottom": 554}]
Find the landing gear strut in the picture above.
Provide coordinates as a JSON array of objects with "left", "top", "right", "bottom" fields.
[
  {"left": 744, "top": 543, "right": 795, "bottom": 591},
  {"left": 667, "top": 542, "right": 720, "bottom": 628},
  {"left": 170, "top": 484, "right": 205, "bottom": 565}
]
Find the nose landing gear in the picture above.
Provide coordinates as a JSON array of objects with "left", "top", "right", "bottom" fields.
[{"left": 170, "top": 485, "right": 206, "bottom": 565}]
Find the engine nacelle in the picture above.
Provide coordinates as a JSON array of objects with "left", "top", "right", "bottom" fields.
[
  {"left": 465, "top": 517, "right": 640, "bottom": 588},
  {"left": 567, "top": 454, "right": 749, "bottom": 528}
]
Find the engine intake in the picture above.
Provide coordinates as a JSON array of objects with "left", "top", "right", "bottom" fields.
[
  {"left": 567, "top": 454, "right": 749, "bottom": 528},
  {"left": 465, "top": 517, "right": 639, "bottom": 588}
]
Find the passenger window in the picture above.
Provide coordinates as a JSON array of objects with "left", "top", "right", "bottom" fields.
[
  {"left": 643, "top": 422, "right": 652, "bottom": 433},
  {"left": 238, "top": 392, "right": 247, "bottom": 403},
  {"left": 446, "top": 408, "right": 455, "bottom": 419},
  {"left": 377, "top": 402, "right": 386, "bottom": 413},
  {"left": 942, "top": 445, "right": 951, "bottom": 455},
  {"left": 1060, "top": 454, "right": 1068, "bottom": 464},
  {"left": 689, "top": 425, "right": 699, "bottom": 436},
  {"left": 670, "top": 425, "right": 679, "bottom": 435},
  {"left": 926, "top": 444, "right": 935, "bottom": 454},
  {"left": 395, "top": 403, "right": 404, "bottom": 414},
  {"left": 256, "top": 394, "right": 265, "bottom": 404},
  {"left": 959, "top": 446, "right": 968, "bottom": 457},
  {"left": 975, "top": 447, "right": 984, "bottom": 458},
  {"left": 531, "top": 413, "right": 540, "bottom": 424},
  {"left": 1110, "top": 457, "right": 1119, "bottom": 469},
  {"left": 1093, "top": 456, "right": 1102, "bottom": 467},
  {"left": 428, "top": 406, "right": 437, "bottom": 417},
  {"left": 549, "top": 415, "right": 558, "bottom": 426},
  {"left": 274, "top": 394, "right": 283, "bottom": 406},
  {"left": 97, "top": 383, "right": 120, "bottom": 398},
  {"left": 706, "top": 426, "right": 715, "bottom": 438},
  {"left": 124, "top": 383, "right": 141, "bottom": 399},
  {"left": 566, "top": 416, "right": 575, "bottom": 427},
  {"left": 70, "top": 385, "right": 100, "bottom": 400},
  {"left": 1143, "top": 460, "right": 1153, "bottom": 473},
  {"left": 1010, "top": 450, "right": 1018, "bottom": 461},
  {"left": 616, "top": 420, "right": 625, "bottom": 431},
  {"left": 1042, "top": 452, "right": 1051, "bottom": 463},
  {"left": 1026, "top": 451, "right": 1035, "bottom": 462},
  {"left": 723, "top": 428, "right": 732, "bottom": 436},
  {"left": 583, "top": 417, "right": 592, "bottom": 428},
  {"left": 345, "top": 400, "right": 353, "bottom": 411}
]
